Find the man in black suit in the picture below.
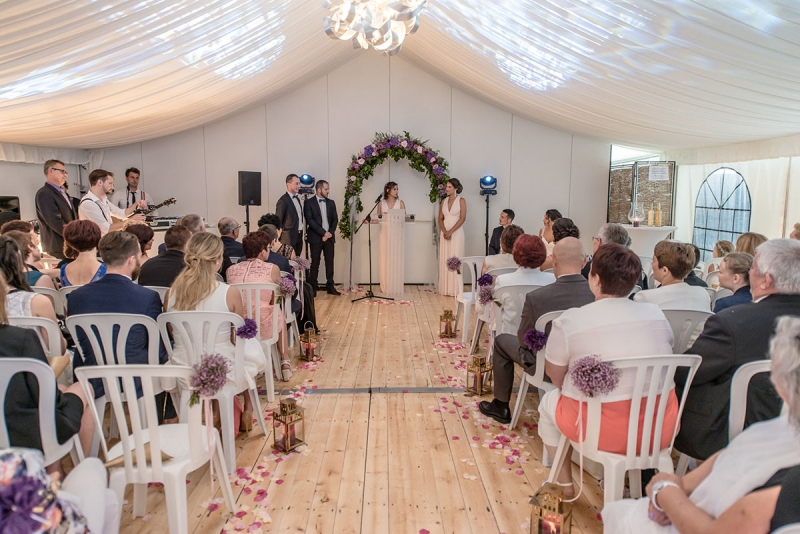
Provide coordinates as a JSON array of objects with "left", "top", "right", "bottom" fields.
[
  {"left": 275, "top": 173, "right": 304, "bottom": 257},
  {"left": 488, "top": 209, "right": 514, "bottom": 255},
  {"left": 479, "top": 237, "right": 596, "bottom": 423},
  {"left": 35, "top": 159, "right": 77, "bottom": 258},
  {"left": 675, "top": 238, "right": 800, "bottom": 460},
  {"left": 218, "top": 217, "right": 244, "bottom": 260},
  {"left": 304, "top": 180, "right": 339, "bottom": 295},
  {"left": 137, "top": 225, "right": 192, "bottom": 287}
]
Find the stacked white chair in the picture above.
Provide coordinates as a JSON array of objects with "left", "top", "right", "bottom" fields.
[
  {"left": 75, "top": 364, "right": 237, "bottom": 534},
  {"left": 662, "top": 309, "right": 713, "bottom": 354},
  {"left": 231, "top": 282, "right": 280, "bottom": 402},
  {"left": 157, "top": 311, "right": 268, "bottom": 473},
  {"left": 468, "top": 266, "right": 517, "bottom": 354},
  {"left": 546, "top": 354, "right": 702, "bottom": 505},
  {"left": 454, "top": 256, "right": 484, "bottom": 343}
]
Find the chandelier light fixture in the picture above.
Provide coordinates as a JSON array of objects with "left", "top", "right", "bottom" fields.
[{"left": 323, "top": 0, "right": 428, "bottom": 56}]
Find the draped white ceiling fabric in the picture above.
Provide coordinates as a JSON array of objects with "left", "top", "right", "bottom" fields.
[{"left": 1, "top": 0, "right": 799, "bottom": 150}]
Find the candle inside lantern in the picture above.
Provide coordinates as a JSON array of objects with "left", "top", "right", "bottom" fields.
[
  {"left": 541, "top": 518, "right": 559, "bottom": 534},
  {"left": 632, "top": 218, "right": 640, "bottom": 228}
]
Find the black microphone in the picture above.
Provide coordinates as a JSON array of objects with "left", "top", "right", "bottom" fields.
[{"left": 375, "top": 194, "right": 382, "bottom": 203}]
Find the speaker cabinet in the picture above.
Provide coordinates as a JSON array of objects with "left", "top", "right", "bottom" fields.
[{"left": 238, "top": 171, "right": 262, "bottom": 206}]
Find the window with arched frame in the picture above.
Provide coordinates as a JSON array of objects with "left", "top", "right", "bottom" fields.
[{"left": 692, "top": 167, "right": 751, "bottom": 262}]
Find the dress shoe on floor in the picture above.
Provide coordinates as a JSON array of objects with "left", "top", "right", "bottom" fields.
[
  {"left": 326, "top": 285, "right": 341, "bottom": 296},
  {"left": 479, "top": 399, "right": 511, "bottom": 425}
]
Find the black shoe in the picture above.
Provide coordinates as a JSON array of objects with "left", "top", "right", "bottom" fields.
[
  {"left": 478, "top": 400, "right": 511, "bottom": 425},
  {"left": 326, "top": 285, "right": 341, "bottom": 296}
]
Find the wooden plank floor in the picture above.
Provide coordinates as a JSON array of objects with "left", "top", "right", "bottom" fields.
[{"left": 118, "top": 286, "right": 604, "bottom": 534}]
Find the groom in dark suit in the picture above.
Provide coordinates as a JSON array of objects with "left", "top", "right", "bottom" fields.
[
  {"left": 304, "top": 180, "right": 340, "bottom": 295},
  {"left": 275, "top": 173, "right": 304, "bottom": 257},
  {"left": 35, "top": 159, "right": 77, "bottom": 258}
]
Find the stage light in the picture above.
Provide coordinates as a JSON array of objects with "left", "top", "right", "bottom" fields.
[
  {"left": 480, "top": 175, "right": 497, "bottom": 191},
  {"left": 299, "top": 173, "right": 316, "bottom": 195},
  {"left": 479, "top": 175, "right": 498, "bottom": 255}
]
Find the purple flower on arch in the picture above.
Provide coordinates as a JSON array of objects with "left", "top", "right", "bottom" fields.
[
  {"left": 389, "top": 136, "right": 399, "bottom": 147},
  {"left": 434, "top": 167, "right": 444, "bottom": 176},
  {"left": 364, "top": 146, "right": 374, "bottom": 157}
]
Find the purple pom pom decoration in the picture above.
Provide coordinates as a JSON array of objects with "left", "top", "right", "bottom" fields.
[
  {"left": 278, "top": 274, "right": 297, "bottom": 297},
  {"left": 477, "top": 274, "right": 493, "bottom": 287},
  {"left": 189, "top": 353, "right": 230, "bottom": 406},
  {"left": 569, "top": 355, "right": 621, "bottom": 398},
  {"left": 236, "top": 318, "right": 258, "bottom": 339},
  {"left": 524, "top": 328, "right": 548, "bottom": 353},
  {"left": 294, "top": 257, "right": 311, "bottom": 271},
  {"left": 478, "top": 284, "right": 494, "bottom": 305},
  {"left": 446, "top": 256, "right": 462, "bottom": 273}
]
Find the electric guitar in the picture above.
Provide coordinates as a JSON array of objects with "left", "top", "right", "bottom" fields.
[{"left": 127, "top": 197, "right": 177, "bottom": 218}]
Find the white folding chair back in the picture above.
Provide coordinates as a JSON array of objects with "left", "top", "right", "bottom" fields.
[
  {"left": 662, "top": 309, "right": 713, "bottom": 354},
  {"left": 142, "top": 286, "right": 169, "bottom": 301},
  {"left": 231, "top": 282, "right": 280, "bottom": 402},
  {"left": 712, "top": 288, "right": 733, "bottom": 309},
  {"left": 74, "top": 364, "right": 236, "bottom": 533},
  {"left": 547, "top": 354, "right": 702, "bottom": 505},
  {"left": 492, "top": 284, "right": 542, "bottom": 335},
  {"left": 705, "top": 271, "right": 720, "bottom": 288},
  {"left": 157, "top": 311, "right": 268, "bottom": 473},
  {"left": 454, "top": 256, "right": 484, "bottom": 342},
  {"left": 509, "top": 310, "right": 565, "bottom": 429},
  {"left": 32, "top": 286, "right": 65, "bottom": 316},
  {"left": 729, "top": 360, "right": 775, "bottom": 442},
  {"left": 704, "top": 258, "right": 723, "bottom": 279},
  {"left": 8, "top": 316, "right": 63, "bottom": 360},
  {"left": 0, "top": 358, "right": 83, "bottom": 467}
]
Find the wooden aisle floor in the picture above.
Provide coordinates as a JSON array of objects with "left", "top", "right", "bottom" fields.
[{"left": 118, "top": 286, "right": 604, "bottom": 534}]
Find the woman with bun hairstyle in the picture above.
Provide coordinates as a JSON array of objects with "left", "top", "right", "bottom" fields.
[{"left": 438, "top": 178, "right": 467, "bottom": 296}]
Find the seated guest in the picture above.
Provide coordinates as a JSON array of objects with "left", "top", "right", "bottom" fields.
[
  {"left": 481, "top": 224, "right": 523, "bottom": 274},
  {"left": 674, "top": 238, "right": 800, "bottom": 460},
  {"left": 68, "top": 232, "right": 167, "bottom": 401},
  {"left": 540, "top": 218, "right": 580, "bottom": 271},
  {"left": 736, "top": 231, "right": 768, "bottom": 256},
  {"left": 4, "top": 230, "right": 56, "bottom": 290},
  {"left": 218, "top": 217, "right": 244, "bottom": 259},
  {"left": 488, "top": 209, "right": 515, "bottom": 256},
  {"left": 259, "top": 223, "right": 293, "bottom": 273},
  {"left": 714, "top": 252, "right": 753, "bottom": 312},
  {"left": 791, "top": 223, "right": 800, "bottom": 240},
  {"left": 226, "top": 231, "right": 290, "bottom": 380},
  {"left": 259, "top": 213, "right": 296, "bottom": 260},
  {"left": 1, "top": 219, "right": 52, "bottom": 270},
  {"left": 0, "top": 272, "right": 94, "bottom": 460},
  {"left": 582, "top": 223, "right": 648, "bottom": 290},
  {"left": 707, "top": 239, "right": 734, "bottom": 274},
  {"left": 538, "top": 208, "right": 562, "bottom": 256},
  {"left": 539, "top": 244, "right": 674, "bottom": 495},
  {"left": 479, "top": 237, "right": 595, "bottom": 424},
  {"left": 634, "top": 241, "right": 711, "bottom": 311},
  {"left": 60, "top": 220, "right": 105, "bottom": 287},
  {"left": 166, "top": 233, "right": 265, "bottom": 428},
  {"left": 0, "top": 236, "right": 66, "bottom": 354},
  {"left": 157, "top": 214, "right": 232, "bottom": 280},
  {"left": 123, "top": 222, "right": 154, "bottom": 266},
  {"left": 137, "top": 225, "right": 192, "bottom": 288},
  {"left": 603, "top": 315, "right": 800, "bottom": 533},
  {"left": 684, "top": 244, "right": 708, "bottom": 288},
  {"left": 494, "top": 235, "right": 556, "bottom": 334}
]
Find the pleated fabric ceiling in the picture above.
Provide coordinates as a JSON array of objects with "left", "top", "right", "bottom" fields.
[{"left": 1, "top": 0, "right": 799, "bottom": 149}]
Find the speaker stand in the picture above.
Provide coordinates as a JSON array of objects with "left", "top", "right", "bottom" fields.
[{"left": 244, "top": 204, "right": 251, "bottom": 234}]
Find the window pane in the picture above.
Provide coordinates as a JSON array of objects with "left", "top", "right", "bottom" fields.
[{"left": 692, "top": 168, "right": 751, "bottom": 254}]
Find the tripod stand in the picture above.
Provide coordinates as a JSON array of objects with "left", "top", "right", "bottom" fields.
[{"left": 352, "top": 196, "right": 393, "bottom": 303}]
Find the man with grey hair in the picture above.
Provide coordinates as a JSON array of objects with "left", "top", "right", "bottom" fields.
[
  {"left": 675, "top": 238, "right": 800, "bottom": 460},
  {"left": 218, "top": 217, "right": 244, "bottom": 259},
  {"left": 581, "top": 223, "right": 647, "bottom": 288}
]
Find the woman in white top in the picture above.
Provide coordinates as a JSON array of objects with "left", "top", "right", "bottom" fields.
[
  {"left": 438, "top": 179, "right": 467, "bottom": 297},
  {"left": 538, "top": 208, "right": 562, "bottom": 257},
  {"left": 375, "top": 181, "right": 406, "bottom": 295},
  {"left": 635, "top": 241, "right": 711, "bottom": 311},
  {"left": 481, "top": 224, "right": 523, "bottom": 275},
  {"left": 165, "top": 233, "right": 266, "bottom": 431}
]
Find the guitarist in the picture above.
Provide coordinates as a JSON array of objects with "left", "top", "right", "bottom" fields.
[
  {"left": 79, "top": 169, "right": 146, "bottom": 235},
  {"left": 111, "top": 167, "right": 159, "bottom": 215}
]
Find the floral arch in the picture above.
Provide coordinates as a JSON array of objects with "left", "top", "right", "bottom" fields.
[{"left": 338, "top": 131, "right": 450, "bottom": 239}]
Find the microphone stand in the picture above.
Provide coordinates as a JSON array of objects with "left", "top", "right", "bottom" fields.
[{"left": 352, "top": 196, "right": 393, "bottom": 303}]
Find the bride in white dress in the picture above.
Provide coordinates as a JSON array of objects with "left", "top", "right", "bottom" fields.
[
  {"left": 438, "top": 178, "right": 467, "bottom": 297},
  {"left": 376, "top": 181, "right": 405, "bottom": 295}
]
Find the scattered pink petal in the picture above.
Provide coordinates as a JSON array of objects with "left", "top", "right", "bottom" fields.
[
  {"left": 275, "top": 479, "right": 284, "bottom": 485},
  {"left": 208, "top": 503, "right": 219, "bottom": 512},
  {"left": 142, "top": 514, "right": 152, "bottom": 522},
  {"left": 515, "top": 469, "right": 524, "bottom": 475},
  {"left": 248, "top": 524, "right": 262, "bottom": 532},
  {"left": 451, "top": 436, "right": 460, "bottom": 440},
  {"left": 402, "top": 389, "right": 408, "bottom": 393},
  {"left": 472, "top": 436, "right": 480, "bottom": 441},
  {"left": 234, "top": 523, "right": 246, "bottom": 531},
  {"left": 420, "top": 530, "right": 430, "bottom": 534}
]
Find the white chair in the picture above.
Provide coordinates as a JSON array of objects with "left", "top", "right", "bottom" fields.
[
  {"left": 280, "top": 270, "right": 301, "bottom": 348},
  {"left": 59, "top": 285, "right": 83, "bottom": 313},
  {"left": 74, "top": 364, "right": 237, "bottom": 534},
  {"left": 231, "top": 282, "right": 280, "bottom": 402},
  {"left": 546, "top": 354, "right": 702, "bottom": 505},
  {"left": 215, "top": 272, "right": 224, "bottom": 283},
  {"left": 662, "top": 309, "right": 713, "bottom": 354},
  {"left": 712, "top": 288, "right": 733, "bottom": 309},
  {"left": 157, "top": 311, "right": 268, "bottom": 474},
  {"left": 493, "top": 284, "right": 542, "bottom": 336},
  {"left": 773, "top": 525, "right": 800, "bottom": 534},
  {"left": 542, "top": 268, "right": 554, "bottom": 274},
  {"left": 8, "top": 315, "right": 63, "bottom": 360},
  {"left": 703, "top": 286, "right": 717, "bottom": 303},
  {"left": 705, "top": 271, "right": 720, "bottom": 288},
  {"left": 509, "top": 310, "right": 565, "bottom": 429},
  {"left": 729, "top": 360, "right": 775, "bottom": 442},
  {"left": 704, "top": 258, "right": 723, "bottom": 279},
  {"left": 0, "top": 358, "right": 84, "bottom": 467},
  {"left": 468, "top": 267, "right": 518, "bottom": 354},
  {"left": 693, "top": 261, "right": 705, "bottom": 278},
  {"left": 60, "top": 457, "right": 121, "bottom": 534},
  {"left": 629, "top": 285, "right": 642, "bottom": 297},
  {"left": 32, "top": 286, "right": 66, "bottom": 316},
  {"left": 454, "top": 256, "right": 484, "bottom": 343},
  {"left": 143, "top": 286, "right": 169, "bottom": 301}
]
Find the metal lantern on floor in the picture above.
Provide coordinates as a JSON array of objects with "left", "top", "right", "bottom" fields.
[
  {"left": 440, "top": 308, "right": 456, "bottom": 338},
  {"left": 300, "top": 321, "right": 318, "bottom": 361},
  {"left": 530, "top": 483, "right": 572, "bottom": 534},
  {"left": 273, "top": 398, "right": 305, "bottom": 453},
  {"left": 466, "top": 355, "right": 492, "bottom": 395}
]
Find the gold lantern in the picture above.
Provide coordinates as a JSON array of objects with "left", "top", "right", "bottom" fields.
[
  {"left": 466, "top": 355, "right": 492, "bottom": 395},
  {"left": 300, "top": 321, "right": 318, "bottom": 361},
  {"left": 273, "top": 398, "right": 305, "bottom": 453},
  {"left": 440, "top": 308, "right": 456, "bottom": 338},
  {"left": 530, "top": 483, "right": 572, "bottom": 534}
]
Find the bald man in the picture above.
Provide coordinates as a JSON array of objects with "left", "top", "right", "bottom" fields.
[{"left": 479, "top": 237, "right": 596, "bottom": 424}]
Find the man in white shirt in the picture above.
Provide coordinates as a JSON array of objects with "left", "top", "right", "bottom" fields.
[
  {"left": 110, "top": 167, "right": 156, "bottom": 214},
  {"left": 79, "top": 169, "right": 146, "bottom": 234},
  {"left": 634, "top": 240, "right": 711, "bottom": 311}
]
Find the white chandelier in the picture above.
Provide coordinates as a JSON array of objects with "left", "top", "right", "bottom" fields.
[{"left": 323, "top": 0, "right": 428, "bottom": 56}]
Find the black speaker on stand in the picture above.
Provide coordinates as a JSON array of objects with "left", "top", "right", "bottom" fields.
[{"left": 238, "top": 171, "right": 262, "bottom": 234}]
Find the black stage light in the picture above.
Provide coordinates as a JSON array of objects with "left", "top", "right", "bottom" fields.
[
  {"left": 299, "top": 173, "right": 316, "bottom": 195},
  {"left": 480, "top": 176, "right": 498, "bottom": 255}
]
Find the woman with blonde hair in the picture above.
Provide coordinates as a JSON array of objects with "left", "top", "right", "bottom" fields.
[
  {"left": 735, "top": 232, "right": 768, "bottom": 256},
  {"left": 707, "top": 239, "right": 734, "bottom": 274},
  {"left": 165, "top": 232, "right": 266, "bottom": 430},
  {"left": 714, "top": 252, "right": 753, "bottom": 312}
]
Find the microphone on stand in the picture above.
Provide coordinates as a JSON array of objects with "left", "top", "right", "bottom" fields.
[{"left": 375, "top": 194, "right": 383, "bottom": 203}]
